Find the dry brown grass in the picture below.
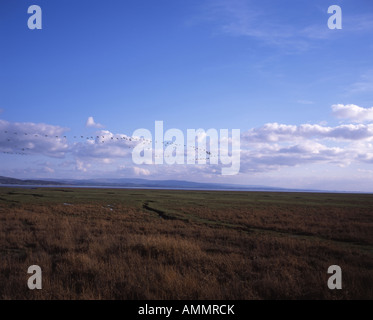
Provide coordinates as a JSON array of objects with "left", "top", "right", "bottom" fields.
[
  {"left": 177, "top": 204, "right": 373, "bottom": 244},
  {"left": 0, "top": 189, "right": 372, "bottom": 300}
]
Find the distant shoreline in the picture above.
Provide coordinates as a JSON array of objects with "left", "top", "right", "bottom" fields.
[{"left": 0, "top": 184, "right": 371, "bottom": 194}]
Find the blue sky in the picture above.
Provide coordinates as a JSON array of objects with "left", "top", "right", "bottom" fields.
[{"left": 1, "top": 0, "right": 373, "bottom": 191}]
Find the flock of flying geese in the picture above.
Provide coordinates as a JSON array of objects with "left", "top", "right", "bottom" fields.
[{"left": 0, "top": 130, "right": 215, "bottom": 160}]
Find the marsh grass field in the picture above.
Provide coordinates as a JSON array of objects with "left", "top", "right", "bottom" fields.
[{"left": 0, "top": 187, "right": 372, "bottom": 299}]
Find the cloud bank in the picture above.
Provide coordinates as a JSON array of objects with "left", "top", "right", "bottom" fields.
[
  {"left": 1, "top": 104, "right": 373, "bottom": 178},
  {"left": 0, "top": 119, "right": 69, "bottom": 157}
]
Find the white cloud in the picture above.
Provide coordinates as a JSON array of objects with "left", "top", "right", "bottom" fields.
[
  {"left": 191, "top": 0, "right": 342, "bottom": 52},
  {"left": 297, "top": 100, "right": 314, "bottom": 105},
  {"left": 345, "top": 14, "right": 373, "bottom": 32},
  {"left": 203, "top": 0, "right": 306, "bottom": 50},
  {"left": 86, "top": 116, "right": 104, "bottom": 128},
  {"left": 44, "top": 167, "right": 55, "bottom": 173},
  {"left": 242, "top": 122, "right": 373, "bottom": 142},
  {"left": 238, "top": 139, "right": 352, "bottom": 173},
  {"left": 101, "top": 158, "right": 113, "bottom": 164},
  {"left": 0, "top": 119, "right": 69, "bottom": 157},
  {"left": 347, "top": 71, "right": 373, "bottom": 95},
  {"left": 300, "top": 24, "right": 332, "bottom": 40},
  {"left": 332, "top": 104, "right": 373, "bottom": 123},
  {"left": 71, "top": 130, "right": 137, "bottom": 159},
  {"left": 75, "top": 160, "right": 91, "bottom": 172},
  {"left": 133, "top": 167, "right": 150, "bottom": 176},
  {"left": 237, "top": 104, "right": 373, "bottom": 173}
]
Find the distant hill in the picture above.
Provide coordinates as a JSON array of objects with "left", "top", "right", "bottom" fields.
[
  {"left": 0, "top": 176, "right": 324, "bottom": 192},
  {"left": 41, "top": 177, "right": 273, "bottom": 190},
  {"left": 0, "top": 176, "right": 65, "bottom": 186}
]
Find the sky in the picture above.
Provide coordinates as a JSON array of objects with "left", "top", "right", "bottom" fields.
[{"left": 1, "top": 0, "right": 373, "bottom": 192}]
